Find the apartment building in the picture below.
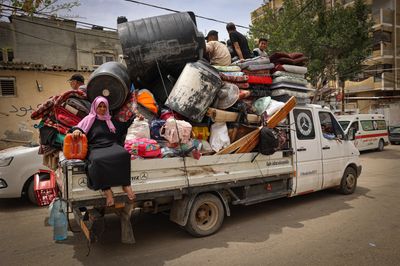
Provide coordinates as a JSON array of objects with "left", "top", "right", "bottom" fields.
[
  {"left": 251, "top": 0, "right": 400, "bottom": 125},
  {"left": 0, "top": 15, "right": 122, "bottom": 149}
]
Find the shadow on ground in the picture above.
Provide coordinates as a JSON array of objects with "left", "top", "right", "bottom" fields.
[{"left": 60, "top": 186, "right": 370, "bottom": 266}]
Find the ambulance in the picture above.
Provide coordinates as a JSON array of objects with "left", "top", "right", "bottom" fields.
[{"left": 337, "top": 114, "right": 388, "bottom": 151}]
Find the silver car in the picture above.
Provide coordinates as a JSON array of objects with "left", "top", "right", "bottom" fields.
[
  {"left": 389, "top": 125, "right": 400, "bottom": 145},
  {"left": 0, "top": 144, "right": 49, "bottom": 204}
]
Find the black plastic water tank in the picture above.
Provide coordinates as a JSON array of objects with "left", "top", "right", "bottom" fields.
[
  {"left": 117, "top": 12, "right": 205, "bottom": 83},
  {"left": 86, "top": 62, "right": 130, "bottom": 110}
]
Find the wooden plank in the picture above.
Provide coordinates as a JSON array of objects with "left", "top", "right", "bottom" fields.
[
  {"left": 206, "top": 108, "right": 260, "bottom": 124},
  {"left": 217, "top": 127, "right": 261, "bottom": 154}
]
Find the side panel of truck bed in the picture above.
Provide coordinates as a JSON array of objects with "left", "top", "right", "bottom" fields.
[{"left": 62, "top": 152, "right": 293, "bottom": 202}]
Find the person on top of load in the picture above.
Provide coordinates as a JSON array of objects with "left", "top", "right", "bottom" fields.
[
  {"left": 226, "top": 22, "right": 252, "bottom": 60},
  {"left": 253, "top": 37, "right": 268, "bottom": 57},
  {"left": 205, "top": 30, "right": 231, "bottom": 66}
]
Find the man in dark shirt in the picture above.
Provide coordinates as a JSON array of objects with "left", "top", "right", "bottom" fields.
[{"left": 226, "top": 22, "right": 252, "bottom": 60}]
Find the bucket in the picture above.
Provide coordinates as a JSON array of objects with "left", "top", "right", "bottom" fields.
[
  {"left": 166, "top": 60, "right": 222, "bottom": 122},
  {"left": 117, "top": 12, "right": 205, "bottom": 83},
  {"left": 87, "top": 62, "right": 130, "bottom": 110}
]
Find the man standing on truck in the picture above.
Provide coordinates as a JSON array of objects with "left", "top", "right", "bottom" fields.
[
  {"left": 226, "top": 22, "right": 252, "bottom": 60},
  {"left": 205, "top": 30, "right": 231, "bottom": 66}
]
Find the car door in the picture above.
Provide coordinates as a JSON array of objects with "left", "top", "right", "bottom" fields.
[
  {"left": 291, "top": 107, "right": 323, "bottom": 194},
  {"left": 318, "top": 111, "right": 349, "bottom": 188}
]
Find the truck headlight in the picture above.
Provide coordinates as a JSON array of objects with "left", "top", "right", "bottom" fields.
[{"left": 0, "top": 157, "right": 13, "bottom": 167}]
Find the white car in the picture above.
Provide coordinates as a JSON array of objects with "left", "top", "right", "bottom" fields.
[{"left": 0, "top": 144, "right": 50, "bottom": 204}]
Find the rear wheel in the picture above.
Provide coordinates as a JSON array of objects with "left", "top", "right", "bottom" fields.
[
  {"left": 184, "top": 193, "right": 225, "bottom": 237},
  {"left": 339, "top": 167, "right": 357, "bottom": 195},
  {"left": 377, "top": 139, "right": 384, "bottom": 151}
]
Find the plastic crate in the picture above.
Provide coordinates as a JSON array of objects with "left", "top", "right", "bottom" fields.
[{"left": 34, "top": 170, "right": 58, "bottom": 206}]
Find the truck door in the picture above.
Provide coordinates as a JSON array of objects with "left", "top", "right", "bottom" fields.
[
  {"left": 318, "top": 111, "right": 349, "bottom": 188},
  {"left": 291, "top": 108, "right": 323, "bottom": 194}
]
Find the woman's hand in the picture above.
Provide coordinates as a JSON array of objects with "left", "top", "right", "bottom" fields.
[{"left": 72, "top": 129, "right": 82, "bottom": 139}]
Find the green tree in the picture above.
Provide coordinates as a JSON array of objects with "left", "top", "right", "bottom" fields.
[
  {"left": 250, "top": 0, "right": 373, "bottom": 107},
  {"left": 1, "top": 0, "right": 79, "bottom": 16}
]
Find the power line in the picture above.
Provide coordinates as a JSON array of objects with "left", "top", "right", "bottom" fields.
[
  {"left": 6, "top": 15, "right": 120, "bottom": 40},
  {"left": 123, "top": 0, "right": 251, "bottom": 30}
]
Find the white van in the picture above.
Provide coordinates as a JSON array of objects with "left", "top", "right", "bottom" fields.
[{"left": 337, "top": 114, "right": 388, "bottom": 151}]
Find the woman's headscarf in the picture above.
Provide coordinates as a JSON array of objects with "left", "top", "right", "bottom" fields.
[{"left": 77, "top": 96, "right": 116, "bottom": 134}]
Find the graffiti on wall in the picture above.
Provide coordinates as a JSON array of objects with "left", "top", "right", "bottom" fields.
[{"left": 0, "top": 104, "right": 40, "bottom": 118}]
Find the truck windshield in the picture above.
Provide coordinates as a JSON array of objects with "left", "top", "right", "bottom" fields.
[{"left": 339, "top": 121, "right": 350, "bottom": 131}]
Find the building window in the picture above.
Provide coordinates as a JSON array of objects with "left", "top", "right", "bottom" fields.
[
  {"left": 0, "top": 77, "right": 16, "bottom": 97},
  {"left": 7, "top": 48, "right": 14, "bottom": 62},
  {"left": 94, "top": 53, "right": 115, "bottom": 66}
]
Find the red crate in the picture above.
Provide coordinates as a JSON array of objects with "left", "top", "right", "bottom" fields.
[{"left": 34, "top": 170, "right": 58, "bottom": 206}]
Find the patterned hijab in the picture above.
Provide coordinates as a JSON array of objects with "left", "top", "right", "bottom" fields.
[{"left": 77, "top": 96, "right": 116, "bottom": 134}]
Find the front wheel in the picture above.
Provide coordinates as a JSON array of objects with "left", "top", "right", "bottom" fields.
[
  {"left": 184, "top": 193, "right": 225, "bottom": 237},
  {"left": 377, "top": 139, "right": 384, "bottom": 151},
  {"left": 339, "top": 167, "right": 357, "bottom": 195}
]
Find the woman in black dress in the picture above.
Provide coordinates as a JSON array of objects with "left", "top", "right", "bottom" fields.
[{"left": 72, "top": 96, "right": 135, "bottom": 206}]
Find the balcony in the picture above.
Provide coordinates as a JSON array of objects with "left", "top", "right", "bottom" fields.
[
  {"left": 372, "top": 8, "right": 394, "bottom": 26},
  {"left": 345, "top": 72, "right": 395, "bottom": 93},
  {"left": 372, "top": 42, "right": 394, "bottom": 58}
]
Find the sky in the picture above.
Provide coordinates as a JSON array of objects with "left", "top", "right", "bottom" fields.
[{"left": 58, "top": 0, "right": 264, "bottom": 41}]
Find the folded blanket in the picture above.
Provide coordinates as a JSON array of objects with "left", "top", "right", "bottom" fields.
[
  {"left": 275, "top": 56, "right": 307, "bottom": 66},
  {"left": 272, "top": 75, "right": 308, "bottom": 86},
  {"left": 213, "top": 65, "right": 241, "bottom": 72},
  {"left": 270, "top": 82, "right": 313, "bottom": 91},
  {"left": 269, "top": 52, "right": 305, "bottom": 63},
  {"left": 272, "top": 71, "right": 305, "bottom": 79},
  {"left": 248, "top": 75, "right": 273, "bottom": 85},
  {"left": 271, "top": 88, "right": 311, "bottom": 98},
  {"left": 243, "top": 69, "right": 270, "bottom": 75},
  {"left": 220, "top": 72, "right": 249, "bottom": 83},
  {"left": 274, "top": 64, "right": 307, "bottom": 75},
  {"left": 234, "top": 57, "right": 271, "bottom": 69},
  {"left": 247, "top": 63, "right": 275, "bottom": 71}
]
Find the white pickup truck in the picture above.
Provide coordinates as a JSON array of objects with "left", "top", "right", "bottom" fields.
[{"left": 57, "top": 104, "right": 361, "bottom": 244}]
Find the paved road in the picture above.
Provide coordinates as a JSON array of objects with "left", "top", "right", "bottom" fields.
[{"left": 1, "top": 146, "right": 400, "bottom": 266}]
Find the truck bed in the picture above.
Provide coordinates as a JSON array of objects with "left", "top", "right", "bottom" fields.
[{"left": 58, "top": 151, "right": 293, "bottom": 203}]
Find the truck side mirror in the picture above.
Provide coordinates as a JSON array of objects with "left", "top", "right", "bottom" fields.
[{"left": 347, "top": 128, "right": 355, "bottom": 141}]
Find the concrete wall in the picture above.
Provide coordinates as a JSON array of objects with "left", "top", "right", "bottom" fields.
[
  {"left": 0, "top": 70, "right": 91, "bottom": 150},
  {"left": 11, "top": 16, "right": 77, "bottom": 68}
]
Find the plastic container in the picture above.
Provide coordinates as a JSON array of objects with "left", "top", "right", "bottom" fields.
[
  {"left": 63, "top": 133, "right": 88, "bottom": 160},
  {"left": 87, "top": 62, "right": 130, "bottom": 110},
  {"left": 166, "top": 60, "right": 223, "bottom": 122},
  {"left": 34, "top": 170, "right": 58, "bottom": 206},
  {"left": 49, "top": 198, "right": 68, "bottom": 241},
  {"left": 117, "top": 12, "right": 205, "bottom": 83}
]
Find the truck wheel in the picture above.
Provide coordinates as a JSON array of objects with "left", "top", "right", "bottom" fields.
[
  {"left": 377, "top": 139, "right": 384, "bottom": 151},
  {"left": 27, "top": 178, "right": 38, "bottom": 205},
  {"left": 184, "top": 193, "right": 224, "bottom": 237},
  {"left": 339, "top": 167, "right": 357, "bottom": 195}
]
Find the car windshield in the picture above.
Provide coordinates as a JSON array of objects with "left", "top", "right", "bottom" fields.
[
  {"left": 390, "top": 127, "right": 400, "bottom": 134},
  {"left": 339, "top": 121, "right": 350, "bottom": 131}
]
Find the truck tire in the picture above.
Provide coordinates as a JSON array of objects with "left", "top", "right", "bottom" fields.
[
  {"left": 377, "top": 139, "right": 384, "bottom": 151},
  {"left": 339, "top": 167, "right": 357, "bottom": 195},
  {"left": 184, "top": 193, "right": 225, "bottom": 237}
]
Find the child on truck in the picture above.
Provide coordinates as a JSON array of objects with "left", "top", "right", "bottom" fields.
[{"left": 71, "top": 96, "right": 135, "bottom": 206}]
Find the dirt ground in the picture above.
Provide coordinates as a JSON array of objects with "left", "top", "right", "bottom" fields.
[{"left": 1, "top": 145, "right": 400, "bottom": 266}]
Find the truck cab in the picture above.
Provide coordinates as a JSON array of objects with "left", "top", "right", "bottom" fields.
[{"left": 291, "top": 105, "right": 361, "bottom": 195}]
